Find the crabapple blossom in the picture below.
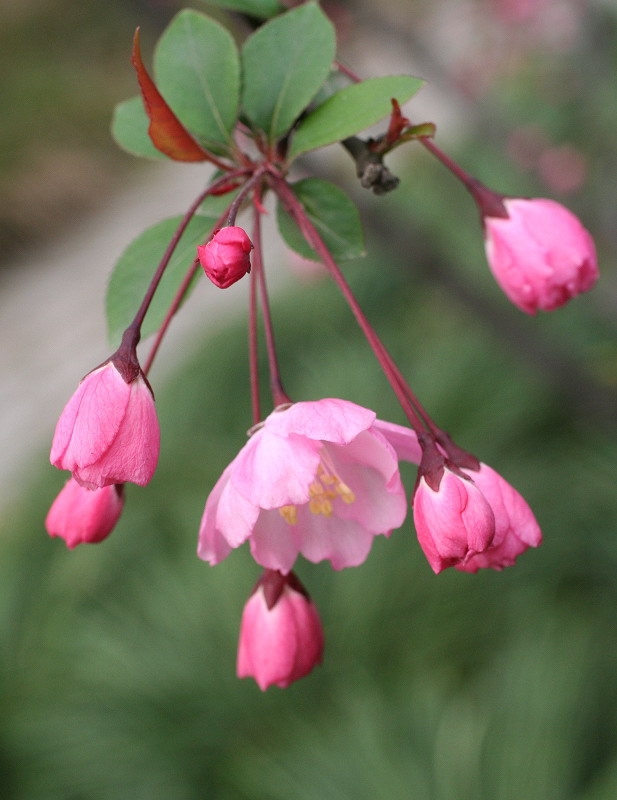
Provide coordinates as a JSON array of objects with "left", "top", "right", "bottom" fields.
[
  {"left": 413, "top": 466, "right": 496, "bottom": 574},
  {"left": 455, "top": 462, "right": 542, "bottom": 572},
  {"left": 483, "top": 197, "right": 598, "bottom": 313},
  {"left": 237, "top": 570, "right": 324, "bottom": 690},
  {"left": 50, "top": 361, "right": 160, "bottom": 489},
  {"left": 197, "top": 226, "right": 253, "bottom": 288},
  {"left": 45, "top": 478, "right": 124, "bottom": 549},
  {"left": 374, "top": 422, "right": 541, "bottom": 572},
  {"left": 197, "top": 398, "right": 408, "bottom": 573}
]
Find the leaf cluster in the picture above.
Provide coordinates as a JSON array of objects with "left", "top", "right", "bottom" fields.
[{"left": 112, "top": 3, "right": 422, "bottom": 163}]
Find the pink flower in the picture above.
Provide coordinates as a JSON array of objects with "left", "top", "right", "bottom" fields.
[
  {"left": 374, "top": 422, "right": 542, "bottom": 572},
  {"left": 455, "top": 463, "right": 542, "bottom": 572},
  {"left": 197, "top": 226, "right": 253, "bottom": 289},
  {"left": 484, "top": 197, "right": 598, "bottom": 313},
  {"left": 237, "top": 570, "right": 324, "bottom": 690},
  {"left": 413, "top": 467, "right": 496, "bottom": 574},
  {"left": 45, "top": 478, "right": 124, "bottom": 548},
  {"left": 198, "top": 399, "right": 407, "bottom": 573},
  {"left": 50, "top": 361, "right": 160, "bottom": 489}
]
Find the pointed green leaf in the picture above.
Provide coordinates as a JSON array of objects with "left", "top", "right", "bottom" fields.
[
  {"left": 111, "top": 96, "right": 165, "bottom": 160},
  {"left": 154, "top": 10, "right": 240, "bottom": 151},
  {"left": 106, "top": 214, "right": 217, "bottom": 346},
  {"left": 241, "top": 2, "right": 336, "bottom": 142},
  {"left": 288, "top": 75, "right": 424, "bottom": 159},
  {"left": 197, "top": 0, "right": 284, "bottom": 19},
  {"left": 276, "top": 178, "right": 364, "bottom": 263}
]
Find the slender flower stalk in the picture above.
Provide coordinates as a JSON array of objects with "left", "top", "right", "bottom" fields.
[
  {"left": 129, "top": 169, "right": 252, "bottom": 344},
  {"left": 270, "top": 171, "right": 429, "bottom": 434},
  {"left": 248, "top": 237, "right": 262, "bottom": 427},
  {"left": 225, "top": 166, "right": 267, "bottom": 227},
  {"left": 251, "top": 188, "right": 290, "bottom": 408},
  {"left": 143, "top": 177, "right": 252, "bottom": 375},
  {"left": 142, "top": 257, "right": 199, "bottom": 376}
]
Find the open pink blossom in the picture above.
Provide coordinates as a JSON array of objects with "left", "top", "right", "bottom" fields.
[
  {"left": 455, "top": 463, "right": 542, "bottom": 572},
  {"left": 484, "top": 197, "right": 598, "bottom": 313},
  {"left": 198, "top": 399, "right": 407, "bottom": 573},
  {"left": 197, "top": 226, "right": 253, "bottom": 289},
  {"left": 237, "top": 570, "right": 323, "bottom": 690},
  {"left": 45, "top": 478, "right": 124, "bottom": 548},
  {"left": 50, "top": 361, "right": 160, "bottom": 489},
  {"left": 413, "top": 467, "right": 495, "bottom": 574}
]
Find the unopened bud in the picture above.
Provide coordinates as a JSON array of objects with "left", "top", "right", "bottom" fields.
[
  {"left": 483, "top": 197, "right": 598, "bottom": 313},
  {"left": 237, "top": 570, "right": 324, "bottom": 690},
  {"left": 198, "top": 226, "right": 253, "bottom": 289}
]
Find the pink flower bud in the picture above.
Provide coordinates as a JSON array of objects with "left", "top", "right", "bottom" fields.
[
  {"left": 484, "top": 197, "right": 598, "bottom": 313},
  {"left": 237, "top": 572, "right": 324, "bottom": 690},
  {"left": 45, "top": 478, "right": 124, "bottom": 548},
  {"left": 197, "top": 226, "right": 253, "bottom": 289},
  {"left": 455, "top": 463, "right": 542, "bottom": 572},
  {"left": 413, "top": 467, "right": 495, "bottom": 573},
  {"left": 50, "top": 361, "right": 160, "bottom": 489}
]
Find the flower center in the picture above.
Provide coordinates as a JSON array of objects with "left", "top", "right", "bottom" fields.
[{"left": 278, "top": 463, "right": 355, "bottom": 525}]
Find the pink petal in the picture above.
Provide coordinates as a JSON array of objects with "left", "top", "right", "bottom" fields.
[
  {"left": 293, "top": 506, "right": 376, "bottom": 569},
  {"left": 50, "top": 364, "right": 130, "bottom": 470},
  {"left": 248, "top": 510, "right": 301, "bottom": 574},
  {"left": 74, "top": 376, "right": 160, "bottom": 487},
  {"left": 198, "top": 464, "right": 257, "bottom": 564},
  {"left": 231, "top": 428, "right": 321, "bottom": 509},
  {"left": 264, "top": 398, "right": 376, "bottom": 444},
  {"left": 372, "top": 419, "right": 423, "bottom": 465}
]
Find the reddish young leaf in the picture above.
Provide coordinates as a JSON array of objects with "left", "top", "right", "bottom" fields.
[{"left": 131, "top": 28, "right": 212, "bottom": 163}]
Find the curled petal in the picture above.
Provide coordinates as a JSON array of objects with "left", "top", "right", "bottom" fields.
[{"left": 484, "top": 197, "right": 598, "bottom": 313}]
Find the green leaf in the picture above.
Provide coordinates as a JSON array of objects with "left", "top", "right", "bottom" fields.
[
  {"left": 154, "top": 10, "right": 240, "bottom": 151},
  {"left": 288, "top": 75, "right": 424, "bottom": 159},
  {"left": 197, "top": 0, "right": 284, "bottom": 19},
  {"left": 276, "top": 178, "right": 365, "bottom": 263},
  {"left": 106, "top": 214, "right": 217, "bottom": 346},
  {"left": 111, "top": 96, "right": 165, "bottom": 160},
  {"left": 241, "top": 2, "right": 335, "bottom": 142}
]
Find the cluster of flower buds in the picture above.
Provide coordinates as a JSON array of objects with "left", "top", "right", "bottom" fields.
[
  {"left": 47, "top": 335, "right": 160, "bottom": 547},
  {"left": 46, "top": 4, "right": 599, "bottom": 690}
]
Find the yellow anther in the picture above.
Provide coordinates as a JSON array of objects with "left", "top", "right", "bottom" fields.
[
  {"left": 309, "top": 496, "right": 333, "bottom": 517},
  {"left": 279, "top": 505, "right": 298, "bottom": 525},
  {"left": 278, "top": 462, "right": 356, "bottom": 525},
  {"left": 336, "top": 481, "right": 356, "bottom": 504}
]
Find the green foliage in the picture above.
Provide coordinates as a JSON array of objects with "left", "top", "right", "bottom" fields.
[
  {"left": 154, "top": 10, "right": 241, "bottom": 152},
  {"left": 288, "top": 75, "right": 424, "bottom": 158},
  {"left": 105, "top": 214, "right": 216, "bottom": 345},
  {"left": 111, "top": 96, "right": 165, "bottom": 160},
  {"left": 276, "top": 178, "right": 365, "bottom": 262},
  {"left": 241, "top": 2, "right": 336, "bottom": 142},
  {"left": 110, "top": 3, "right": 423, "bottom": 163}
]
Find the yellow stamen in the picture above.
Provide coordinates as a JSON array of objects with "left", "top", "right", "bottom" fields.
[
  {"left": 278, "top": 460, "right": 356, "bottom": 525},
  {"left": 279, "top": 505, "right": 298, "bottom": 525}
]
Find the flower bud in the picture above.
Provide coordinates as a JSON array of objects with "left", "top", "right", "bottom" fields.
[
  {"left": 455, "top": 463, "right": 542, "bottom": 572},
  {"left": 413, "top": 467, "right": 495, "bottom": 573},
  {"left": 50, "top": 361, "right": 160, "bottom": 489},
  {"left": 197, "top": 226, "right": 253, "bottom": 289},
  {"left": 237, "top": 571, "right": 324, "bottom": 690},
  {"left": 484, "top": 197, "right": 598, "bottom": 313},
  {"left": 45, "top": 478, "right": 124, "bottom": 548}
]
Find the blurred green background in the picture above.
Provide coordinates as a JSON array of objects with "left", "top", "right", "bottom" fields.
[{"left": 1, "top": 1, "right": 617, "bottom": 798}]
